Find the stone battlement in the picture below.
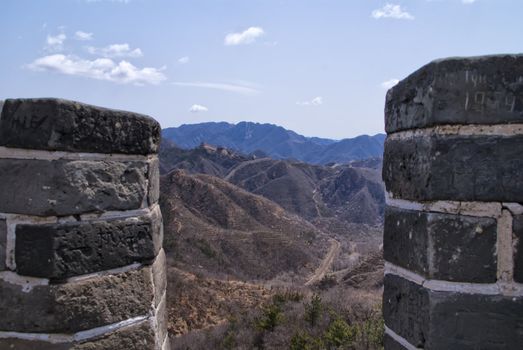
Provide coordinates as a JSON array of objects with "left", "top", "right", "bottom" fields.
[
  {"left": 383, "top": 54, "right": 523, "bottom": 349},
  {"left": 0, "top": 99, "right": 169, "bottom": 349}
]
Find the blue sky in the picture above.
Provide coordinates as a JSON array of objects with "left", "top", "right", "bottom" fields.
[{"left": 0, "top": 0, "right": 521, "bottom": 139}]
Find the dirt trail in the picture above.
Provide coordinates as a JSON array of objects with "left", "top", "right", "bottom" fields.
[
  {"left": 305, "top": 238, "right": 341, "bottom": 286},
  {"left": 224, "top": 158, "right": 271, "bottom": 181}
]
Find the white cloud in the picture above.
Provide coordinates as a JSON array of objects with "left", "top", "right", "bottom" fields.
[
  {"left": 189, "top": 104, "right": 208, "bottom": 113},
  {"left": 297, "top": 96, "right": 323, "bottom": 106},
  {"left": 75, "top": 31, "right": 93, "bottom": 41},
  {"left": 224, "top": 27, "right": 264, "bottom": 46},
  {"left": 178, "top": 56, "right": 190, "bottom": 64},
  {"left": 172, "top": 81, "right": 260, "bottom": 96},
  {"left": 381, "top": 79, "right": 400, "bottom": 89},
  {"left": 87, "top": 43, "right": 143, "bottom": 58},
  {"left": 462, "top": 0, "right": 477, "bottom": 3},
  {"left": 46, "top": 33, "right": 66, "bottom": 51},
  {"left": 28, "top": 54, "right": 166, "bottom": 85},
  {"left": 372, "top": 4, "right": 414, "bottom": 20}
]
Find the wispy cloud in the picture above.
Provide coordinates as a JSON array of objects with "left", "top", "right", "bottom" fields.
[
  {"left": 75, "top": 31, "right": 93, "bottom": 41},
  {"left": 172, "top": 81, "right": 260, "bottom": 95},
  {"left": 189, "top": 104, "right": 208, "bottom": 113},
  {"left": 46, "top": 33, "right": 66, "bottom": 51},
  {"left": 462, "top": 0, "right": 477, "bottom": 4},
  {"left": 372, "top": 4, "right": 414, "bottom": 20},
  {"left": 27, "top": 54, "right": 166, "bottom": 85},
  {"left": 224, "top": 27, "right": 265, "bottom": 46},
  {"left": 86, "top": 43, "right": 143, "bottom": 58},
  {"left": 178, "top": 56, "right": 190, "bottom": 64},
  {"left": 297, "top": 96, "right": 323, "bottom": 106},
  {"left": 381, "top": 79, "right": 400, "bottom": 89}
]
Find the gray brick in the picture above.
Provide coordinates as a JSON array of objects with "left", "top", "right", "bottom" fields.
[
  {"left": 513, "top": 215, "right": 523, "bottom": 283},
  {"left": 384, "top": 206, "right": 497, "bottom": 283},
  {"left": 383, "top": 274, "right": 429, "bottom": 348},
  {"left": 148, "top": 157, "right": 160, "bottom": 206},
  {"left": 0, "top": 159, "right": 148, "bottom": 216},
  {"left": 385, "top": 54, "right": 523, "bottom": 133},
  {"left": 383, "top": 135, "right": 523, "bottom": 202},
  {"left": 0, "top": 219, "right": 6, "bottom": 271},
  {"left": 0, "top": 98, "right": 160, "bottom": 155},
  {"left": 15, "top": 210, "right": 162, "bottom": 279},
  {"left": 383, "top": 334, "right": 409, "bottom": 350},
  {"left": 0, "top": 267, "right": 153, "bottom": 333}
]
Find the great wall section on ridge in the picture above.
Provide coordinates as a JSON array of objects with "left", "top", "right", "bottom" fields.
[
  {"left": 0, "top": 99, "right": 169, "bottom": 349},
  {"left": 0, "top": 54, "right": 521, "bottom": 349},
  {"left": 383, "top": 55, "right": 523, "bottom": 349}
]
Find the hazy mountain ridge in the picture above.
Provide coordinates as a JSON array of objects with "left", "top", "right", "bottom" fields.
[{"left": 162, "top": 122, "right": 385, "bottom": 165}]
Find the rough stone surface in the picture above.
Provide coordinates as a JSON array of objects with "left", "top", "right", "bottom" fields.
[
  {"left": 427, "top": 291, "right": 523, "bottom": 349},
  {"left": 152, "top": 249, "right": 167, "bottom": 307},
  {"left": 514, "top": 215, "right": 523, "bottom": 283},
  {"left": 0, "top": 339, "right": 71, "bottom": 350},
  {"left": 155, "top": 294, "right": 168, "bottom": 347},
  {"left": 0, "top": 159, "right": 148, "bottom": 216},
  {"left": 383, "top": 274, "right": 428, "bottom": 348},
  {"left": 0, "top": 267, "right": 153, "bottom": 333},
  {"left": 73, "top": 320, "right": 156, "bottom": 350},
  {"left": 0, "top": 219, "right": 6, "bottom": 271},
  {"left": 15, "top": 212, "right": 162, "bottom": 279},
  {"left": 384, "top": 206, "right": 497, "bottom": 283},
  {"left": 383, "top": 334, "right": 408, "bottom": 350},
  {"left": 383, "top": 135, "right": 523, "bottom": 202},
  {"left": 148, "top": 157, "right": 160, "bottom": 206},
  {"left": 385, "top": 54, "right": 523, "bottom": 133},
  {"left": 0, "top": 98, "right": 161, "bottom": 155}
]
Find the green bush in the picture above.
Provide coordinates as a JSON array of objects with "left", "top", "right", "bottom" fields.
[
  {"left": 289, "top": 331, "right": 325, "bottom": 350},
  {"left": 256, "top": 303, "right": 284, "bottom": 332},
  {"left": 323, "top": 317, "right": 356, "bottom": 349}
]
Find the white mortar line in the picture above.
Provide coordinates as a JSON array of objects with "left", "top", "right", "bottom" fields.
[
  {"left": 503, "top": 202, "right": 523, "bottom": 216},
  {"left": 161, "top": 333, "right": 170, "bottom": 350},
  {"left": 0, "top": 146, "right": 158, "bottom": 162},
  {"left": 497, "top": 210, "right": 514, "bottom": 283},
  {"left": 387, "top": 124, "right": 523, "bottom": 140},
  {"left": 74, "top": 315, "right": 150, "bottom": 342},
  {"left": 385, "top": 262, "right": 523, "bottom": 296},
  {"left": 0, "top": 271, "right": 49, "bottom": 292},
  {"left": 386, "top": 195, "right": 502, "bottom": 218},
  {"left": 384, "top": 326, "right": 422, "bottom": 350},
  {"left": 66, "top": 262, "right": 143, "bottom": 284},
  {"left": 0, "top": 315, "right": 151, "bottom": 344}
]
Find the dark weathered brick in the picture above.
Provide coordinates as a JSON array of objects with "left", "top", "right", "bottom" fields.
[
  {"left": 383, "top": 274, "right": 429, "bottom": 348},
  {"left": 148, "top": 157, "right": 160, "bottom": 206},
  {"left": 0, "top": 98, "right": 160, "bottom": 155},
  {"left": 0, "top": 159, "right": 148, "bottom": 216},
  {"left": 427, "top": 291, "right": 523, "bottom": 349},
  {"left": 383, "top": 334, "right": 408, "bottom": 350},
  {"left": 385, "top": 54, "right": 523, "bottom": 133},
  {"left": 384, "top": 206, "right": 497, "bottom": 283},
  {"left": 15, "top": 210, "right": 162, "bottom": 279},
  {"left": 513, "top": 215, "right": 523, "bottom": 283},
  {"left": 0, "top": 219, "right": 6, "bottom": 271},
  {"left": 0, "top": 267, "right": 153, "bottom": 333},
  {"left": 383, "top": 135, "right": 523, "bottom": 202},
  {"left": 0, "top": 339, "right": 71, "bottom": 350}
]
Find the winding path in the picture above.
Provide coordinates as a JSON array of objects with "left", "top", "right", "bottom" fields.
[{"left": 305, "top": 238, "right": 341, "bottom": 286}]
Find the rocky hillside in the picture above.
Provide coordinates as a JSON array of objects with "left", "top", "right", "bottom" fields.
[{"left": 162, "top": 122, "right": 385, "bottom": 165}]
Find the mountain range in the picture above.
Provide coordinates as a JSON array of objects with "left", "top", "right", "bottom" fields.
[{"left": 162, "top": 122, "right": 385, "bottom": 165}]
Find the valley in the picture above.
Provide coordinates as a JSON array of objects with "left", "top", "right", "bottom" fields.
[{"left": 158, "top": 126, "right": 385, "bottom": 349}]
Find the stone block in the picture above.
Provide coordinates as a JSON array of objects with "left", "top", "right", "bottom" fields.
[
  {"left": 383, "top": 274, "right": 429, "bottom": 348},
  {"left": 383, "top": 135, "right": 523, "bottom": 202},
  {"left": 427, "top": 291, "right": 523, "bottom": 349},
  {"left": 0, "top": 267, "right": 153, "bottom": 333},
  {"left": 513, "top": 215, "right": 523, "bottom": 283},
  {"left": 0, "top": 159, "right": 148, "bottom": 216},
  {"left": 384, "top": 206, "right": 497, "bottom": 283},
  {"left": 15, "top": 209, "right": 162, "bottom": 279},
  {"left": 385, "top": 54, "right": 523, "bottom": 133},
  {"left": 0, "top": 219, "right": 6, "bottom": 271},
  {"left": 0, "top": 98, "right": 161, "bottom": 155},
  {"left": 383, "top": 334, "right": 408, "bottom": 350},
  {"left": 148, "top": 157, "right": 160, "bottom": 206},
  {"left": 0, "top": 339, "right": 71, "bottom": 350},
  {"left": 73, "top": 320, "right": 156, "bottom": 350}
]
